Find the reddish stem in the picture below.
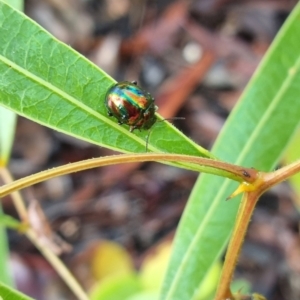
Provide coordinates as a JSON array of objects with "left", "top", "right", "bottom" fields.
[
  {"left": 214, "top": 159, "right": 300, "bottom": 299},
  {"left": 214, "top": 191, "right": 260, "bottom": 300}
]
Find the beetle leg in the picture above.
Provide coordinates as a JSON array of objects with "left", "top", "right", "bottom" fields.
[{"left": 129, "top": 126, "right": 137, "bottom": 132}]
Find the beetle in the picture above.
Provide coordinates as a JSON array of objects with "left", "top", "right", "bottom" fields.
[{"left": 105, "top": 81, "right": 158, "bottom": 132}]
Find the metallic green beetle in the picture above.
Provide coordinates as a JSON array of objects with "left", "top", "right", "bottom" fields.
[{"left": 105, "top": 81, "right": 158, "bottom": 132}]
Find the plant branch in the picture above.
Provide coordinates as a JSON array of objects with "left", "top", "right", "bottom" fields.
[
  {"left": 26, "top": 229, "right": 89, "bottom": 300},
  {"left": 214, "top": 159, "right": 300, "bottom": 299},
  {"left": 214, "top": 192, "right": 260, "bottom": 300},
  {"left": 0, "top": 168, "right": 27, "bottom": 220},
  {"left": 262, "top": 158, "right": 300, "bottom": 189},
  {"left": 0, "top": 167, "right": 89, "bottom": 300},
  {"left": 0, "top": 153, "right": 258, "bottom": 198}
]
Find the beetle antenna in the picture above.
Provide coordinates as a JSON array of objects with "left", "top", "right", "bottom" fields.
[
  {"left": 145, "top": 117, "right": 185, "bottom": 152},
  {"left": 159, "top": 117, "right": 185, "bottom": 123}
]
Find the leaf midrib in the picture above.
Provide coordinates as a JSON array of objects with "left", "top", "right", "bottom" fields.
[
  {"left": 0, "top": 54, "right": 107, "bottom": 122},
  {"left": 0, "top": 53, "right": 149, "bottom": 144},
  {"left": 0, "top": 57, "right": 210, "bottom": 156}
]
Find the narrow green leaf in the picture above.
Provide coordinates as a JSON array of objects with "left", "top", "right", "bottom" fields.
[
  {"left": 89, "top": 273, "right": 141, "bottom": 300},
  {"left": 0, "top": 1, "right": 212, "bottom": 170},
  {"left": 282, "top": 128, "right": 300, "bottom": 210},
  {"left": 0, "top": 109, "right": 16, "bottom": 286},
  {"left": 0, "top": 281, "right": 34, "bottom": 300},
  {"left": 0, "top": 214, "right": 22, "bottom": 230},
  {"left": 161, "top": 3, "right": 300, "bottom": 300},
  {"left": 0, "top": 0, "right": 21, "bottom": 168},
  {"left": 0, "top": 107, "right": 16, "bottom": 166},
  {"left": 0, "top": 211, "right": 12, "bottom": 286},
  {"left": 3, "top": 0, "right": 22, "bottom": 10},
  {"left": 0, "top": 0, "right": 23, "bottom": 289}
]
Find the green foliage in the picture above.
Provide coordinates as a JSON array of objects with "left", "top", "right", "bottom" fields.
[
  {"left": 0, "top": 282, "right": 34, "bottom": 300},
  {"left": 283, "top": 128, "right": 300, "bottom": 210},
  {"left": 0, "top": 106, "right": 16, "bottom": 165},
  {"left": 0, "top": 0, "right": 23, "bottom": 288},
  {"left": 0, "top": 214, "right": 22, "bottom": 230},
  {"left": 89, "top": 273, "right": 141, "bottom": 300},
  {"left": 0, "top": 1, "right": 300, "bottom": 300},
  {"left": 0, "top": 215, "right": 11, "bottom": 286},
  {"left": 0, "top": 1, "right": 211, "bottom": 163},
  {"left": 161, "top": 2, "right": 300, "bottom": 299},
  {"left": 2, "top": 0, "right": 22, "bottom": 10}
]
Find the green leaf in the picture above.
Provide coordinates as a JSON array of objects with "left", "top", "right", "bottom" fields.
[
  {"left": 89, "top": 273, "right": 141, "bottom": 300},
  {"left": 0, "top": 281, "right": 34, "bottom": 300},
  {"left": 0, "top": 1, "right": 212, "bottom": 170},
  {"left": 0, "top": 210, "right": 12, "bottom": 286},
  {"left": 2, "top": 0, "right": 22, "bottom": 10},
  {"left": 127, "top": 291, "right": 159, "bottom": 300},
  {"left": 282, "top": 128, "right": 300, "bottom": 210},
  {"left": 161, "top": 3, "right": 300, "bottom": 300},
  {"left": 0, "top": 214, "right": 22, "bottom": 230},
  {"left": 0, "top": 0, "right": 23, "bottom": 288},
  {"left": 0, "top": 106, "right": 16, "bottom": 166}
]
